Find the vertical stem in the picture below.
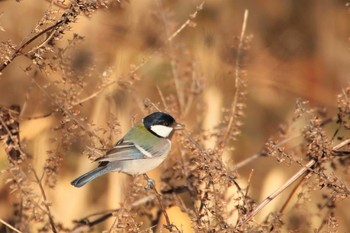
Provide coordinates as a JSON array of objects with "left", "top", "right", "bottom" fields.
[
  {"left": 32, "top": 168, "right": 58, "bottom": 233},
  {"left": 219, "top": 9, "right": 249, "bottom": 149}
]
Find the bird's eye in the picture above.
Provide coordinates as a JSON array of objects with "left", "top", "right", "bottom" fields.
[{"left": 164, "top": 122, "right": 169, "bottom": 126}]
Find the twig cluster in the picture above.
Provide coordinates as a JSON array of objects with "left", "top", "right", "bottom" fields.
[{"left": 0, "top": 1, "right": 349, "bottom": 233}]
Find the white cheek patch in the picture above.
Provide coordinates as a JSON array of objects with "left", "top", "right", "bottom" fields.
[{"left": 150, "top": 125, "right": 173, "bottom": 138}]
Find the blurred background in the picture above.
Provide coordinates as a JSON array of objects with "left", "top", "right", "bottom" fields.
[{"left": 0, "top": 0, "right": 349, "bottom": 232}]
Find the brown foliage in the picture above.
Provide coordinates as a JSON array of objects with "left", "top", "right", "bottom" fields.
[{"left": 0, "top": 0, "right": 349, "bottom": 232}]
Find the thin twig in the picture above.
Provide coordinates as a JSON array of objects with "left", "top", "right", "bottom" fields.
[
  {"left": 73, "top": 2, "right": 206, "bottom": 106},
  {"left": 234, "top": 135, "right": 299, "bottom": 170},
  {"left": 74, "top": 186, "right": 189, "bottom": 229},
  {"left": 234, "top": 153, "right": 260, "bottom": 170},
  {"left": 235, "top": 117, "right": 336, "bottom": 169},
  {"left": 29, "top": 73, "right": 105, "bottom": 146},
  {"left": 239, "top": 159, "right": 316, "bottom": 225},
  {"left": 279, "top": 173, "right": 308, "bottom": 214},
  {"left": 170, "top": 57, "right": 184, "bottom": 113},
  {"left": 183, "top": 130, "right": 207, "bottom": 155},
  {"left": 155, "top": 0, "right": 184, "bottom": 113},
  {"left": 76, "top": 212, "right": 113, "bottom": 227},
  {"left": 245, "top": 169, "right": 254, "bottom": 197},
  {"left": 233, "top": 169, "right": 254, "bottom": 225},
  {"left": 167, "top": 2, "right": 205, "bottom": 42},
  {"left": 315, "top": 210, "right": 332, "bottom": 233},
  {"left": 0, "top": 218, "right": 22, "bottom": 233},
  {"left": 219, "top": 9, "right": 249, "bottom": 148},
  {"left": 19, "top": 111, "right": 54, "bottom": 121},
  {"left": 32, "top": 168, "right": 58, "bottom": 233},
  {"left": 74, "top": 56, "right": 152, "bottom": 106},
  {"left": 155, "top": 1, "right": 204, "bottom": 114},
  {"left": 70, "top": 168, "right": 190, "bottom": 229},
  {"left": 26, "top": 26, "right": 58, "bottom": 55},
  {"left": 107, "top": 216, "right": 118, "bottom": 233},
  {"left": 267, "top": 173, "right": 309, "bottom": 232},
  {"left": 144, "top": 98, "right": 161, "bottom": 112},
  {"left": 20, "top": 78, "right": 34, "bottom": 118},
  {"left": 183, "top": 64, "right": 200, "bottom": 117},
  {"left": 0, "top": 18, "right": 65, "bottom": 72},
  {"left": 156, "top": 85, "right": 169, "bottom": 111},
  {"left": 332, "top": 138, "right": 350, "bottom": 152}
]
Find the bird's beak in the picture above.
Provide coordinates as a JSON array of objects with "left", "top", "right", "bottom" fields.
[{"left": 174, "top": 122, "right": 185, "bottom": 130}]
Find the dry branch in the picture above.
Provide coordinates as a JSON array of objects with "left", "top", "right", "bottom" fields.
[
  {"left": 0, "top": 218, "right": 22, "bottom": 233},
  {"left": 218, "top": 9, "right": 249, "bottom": 149},
  {"left": 240, "top": 159, "right": 316, "bottom": 225}
]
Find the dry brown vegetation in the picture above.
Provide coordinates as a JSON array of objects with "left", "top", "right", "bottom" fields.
[{"left": 0, "top": 0, "right": 349, "bottom": 232}]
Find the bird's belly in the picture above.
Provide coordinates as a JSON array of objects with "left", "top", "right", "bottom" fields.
[{"left": 118, "top": 154, "right": 168, "bottom": 175}]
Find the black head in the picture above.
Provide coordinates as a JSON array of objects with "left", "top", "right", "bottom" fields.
[
  {"left": 143, "top": 112, "right": 176, "bottom": 130},
  {"left": 142, "top": 112, "right": 184, "bottom": 139},
  {"left": 143, "top": 112, "right": 181, "bottom": 138}
]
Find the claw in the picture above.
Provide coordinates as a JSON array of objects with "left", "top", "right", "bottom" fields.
[{"left": 144, "top": 178, "right": 156, "bottom": 190}]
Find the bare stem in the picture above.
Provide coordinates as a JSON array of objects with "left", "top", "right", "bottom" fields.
[
  {"left": 279, "top": 173, "right": 308, "bottom": 214},
  {"left": 239, "top": 159, "right": 316, "bottom": 225},
  {"left": 234, "top": 153, "right": 260, "bottom": 170},
  {"left": 315, "top": 210, "right": 332, "bottom": 233},
  {"left": 183, "top": 64, "right": 200, "bottom": 117},
  {"left": 74, "top": 2, "right": 206, "bottom": 107},
  {"left": 155, "top": 0, "right": 184, "bottom": 113},
  {"left": 19, "top": 111, "right": 54, "bottom": 121},
  {"left": 156, "top": 85, "right": 169, "bottom": 111},
  {"left": 332, "top": 138, "right": 350, "bottom": 152},
  {"left": 32, "top": 168, "right": 57, "bottom": 233},
  {"left": 29, "top": 74, "right": 105, "bottom": 146},
  {"left": 74, "top": 55, "right": 152, "bottom": 106},
  {"left": 219, "top": 9, "right": 249, "bottom": 149},
  {"left": 167, "top": 2, "right": 205, "bottom": 42},
  {"left": 235, "top": 117, "right": 336, "bottom": 170},
  {"left": 0, "top": 18, "right": 65, "bottom": 72},
  {"left": 234, "top": 134, "right": 301, "bottom": 170},
  {"left": 0, "top": 218, "right": 22, "bottom": 233}
]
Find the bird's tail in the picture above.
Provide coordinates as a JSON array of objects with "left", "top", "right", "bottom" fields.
[{"left": 71, "top": 165, "right": 111, "bottom": 188}]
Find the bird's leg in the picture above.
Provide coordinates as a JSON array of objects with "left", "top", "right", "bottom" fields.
[
  {"left": 145, "top": 178, "right": 156, "bottom": 190},
  {"left": 143, "top": 174, "right": 156, "bottom": 190}
]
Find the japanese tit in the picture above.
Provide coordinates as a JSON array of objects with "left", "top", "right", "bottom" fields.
[{"left": 71, "top": 112, "right": 184, "bottom": 187}]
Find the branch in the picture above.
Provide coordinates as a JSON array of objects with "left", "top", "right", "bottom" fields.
[
  {"left": 278, "top": 173, "right": 307, "bottom": 214},
  {"left": 234, "top": 117, "right": 336, "bottom": 170},
  {"left": 239, "top": 159, "right": 316, "bottom": 225},
  {"left": 218, "top": 9, "right": 249, "bottom": 149},
  {"left": 0, "top": 218, "right": 22, "bottom": 233},
  {"left": 32, "top": 168, "right": 58, "bottom": 233},
  {"left": 72, "top": 184, "right": 188, "bottom": 230},
  {"left": 29, "top": 73, "right": 106, "bottom": 146},
  {"left": 167, "top": 2, "right": 205, "bottom": 42},
  {"left": 75, "top": 212, "right": 113, "bottom": 228},
  {"left": 0, "top": 18, "right": 65, "bottom": 72},
  {"left": 73, "top": 1, "right": 205, "bottom": 106},
  {"left": 332, "top": 138, "right": 350, "bottom": 152}
]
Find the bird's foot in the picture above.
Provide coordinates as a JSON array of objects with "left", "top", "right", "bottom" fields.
[{"left": 144, "top": 178, "right": 156, "bottom": 190}]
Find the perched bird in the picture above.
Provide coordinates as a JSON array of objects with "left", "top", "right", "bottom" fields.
[{"left": 71, "top": 112, "right": 184, "bottom": 188}]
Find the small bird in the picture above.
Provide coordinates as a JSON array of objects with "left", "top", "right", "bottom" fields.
[{"left": 71, "top": 112, "right": 184, "bottom": 188}]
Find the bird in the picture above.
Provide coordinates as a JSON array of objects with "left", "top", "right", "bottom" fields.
[{"left": 71, "top": 112, "right": 184, "bottom": 188}]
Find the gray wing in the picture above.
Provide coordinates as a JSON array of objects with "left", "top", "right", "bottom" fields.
[{"left": 96, "top": 138, "right": 171, "bottom": 163}]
